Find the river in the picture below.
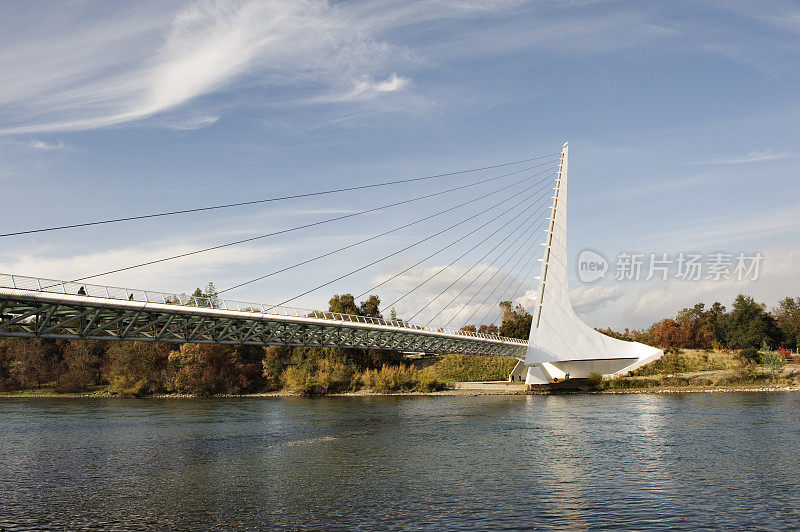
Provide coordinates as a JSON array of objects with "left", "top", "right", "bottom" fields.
[{"left": 1, "top": 393, "right": 799, "bottom": 530}]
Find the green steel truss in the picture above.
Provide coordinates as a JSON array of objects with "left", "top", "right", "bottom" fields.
[{"left": 0, "top": 289, "right": 527, "bottom": 357}]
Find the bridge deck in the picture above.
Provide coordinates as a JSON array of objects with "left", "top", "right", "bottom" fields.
[{"left": 0, "top": 274, "right": 527, "bottom": 357}]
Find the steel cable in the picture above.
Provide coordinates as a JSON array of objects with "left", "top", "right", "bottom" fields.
[
  {"left": 0, "top": 152, "right": 559, "bottom": 238},
  {"left": 218, "top": 166, "right": 556, "bottom": 295},
  {"left": 265, "top": 173, "right": 557, "bottom": 310},
  {"left": 69, "top": 160, "right": 557, "bottom": 283}
]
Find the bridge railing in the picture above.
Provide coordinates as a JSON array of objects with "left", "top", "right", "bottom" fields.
[{"left": 0, "top": 273, "right": 528, "bottom": 345}]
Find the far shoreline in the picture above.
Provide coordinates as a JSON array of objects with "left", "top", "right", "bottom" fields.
[{"left": 2, "top": 383, "right": 799, "bottom": 399}]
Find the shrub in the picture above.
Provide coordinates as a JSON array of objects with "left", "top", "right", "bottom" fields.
[
  {"left": 315, "top": 358, "right": 356, "bottom": 394},
  {"left": 602, "top": 377, "right": 659, "bottom": 389},
  {"left": 759, "top": 350, "right": 786, "bottom": 379},
  {"left": 777, "top": 347, "right": 792, "bottom": 361},
  {"left": 359, "top": 364, "right": 442, "bottom": 393},
  {"left": 416, "top": 370, "right": 444, "bottom": 392},
  {"left": 585, "top": 372, "right": 603, "bottom": 389},
  {"left": 281, "top": 366, "right": 315, "bottom": 395},
  {"left": 738, "top": 348, "right": 761, "bottom": 365},
  {"left": 427, "top": 354, "right": 517, "bottom": 382},
  {"left": 262, "top": 346, "right": 288, "bottom": 391}
]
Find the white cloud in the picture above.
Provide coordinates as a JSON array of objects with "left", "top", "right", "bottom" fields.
[
  {"left": 311, "top": 73, "right": 411, "bottom": 103},
  {"left": 365, "top": 261, "right": 535, "bottom": 328},
  {"left": 163, "top": 114, "right": 220, "bottom": 130},
  {"left": 0, "top": 0, "right": 415, "bottom": 135},
  {"left": 27, "top": 139, "right": 65, "bottom": 151},
  {"left": 0, "top": 0, "right": 730, "bottom": 136},
  {"left": 629, "top": 206, "right": 800, "bottom": 251},
  {"left": 575, "top": 245, "right": 800, "bottom": 330},
  {"left": 696, "top": 149, "right": 793, "bottom": 165},
  {"left": 569, "top": 284, "right": 624, "bottom": 313},
  {"left": 0, "top": 241, "right": 284, "bottom": 294}
]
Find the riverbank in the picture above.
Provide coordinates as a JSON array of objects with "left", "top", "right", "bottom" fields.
[
  {"left": 3, "top": 349, "right": 798, "bottom": 398},
  {"left": 3, "top": 380, "right": 799, "bottom": 398}
]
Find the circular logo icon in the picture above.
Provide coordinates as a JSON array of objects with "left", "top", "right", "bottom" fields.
[{"left": 577, "top": 249, "right": 608, "bottom": 283}]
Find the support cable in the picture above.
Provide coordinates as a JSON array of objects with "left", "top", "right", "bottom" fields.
[
  {"left": 218, "top": 167, "right": 555, "bottom": 295},
  {"left": 1, "top": 153, "right": 558, "bottom": 238},
  {"left": 265, "top": 174, "right": 556, "bottom": 310},
  {"left": 70, "top": 160, "right": 557, "bottom": 283},
  {"left": 472, "top": 253, "right": 543, "bottom": 328},
  {"left": 437, "top": 220, "right": 546, "bottom": 328},
  {"left": 466, "top": 237, "right": 545, "bottom": 327},
  {"left": 383, "top": 181, "right": 553, "bottom": 315},
  {"left": 355, "top": 181, "right": 553, "bottom": 302}
]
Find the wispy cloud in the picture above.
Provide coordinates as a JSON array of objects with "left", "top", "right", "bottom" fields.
[
  {"left": 27, "top": 139, "right": 66, "bottom": 151},
  {"left": 0, "top": 240, "right": 286, "bottom": 293},
  {"left": 0, "top": 0, "right": 416, "bottom": 135},
  {"left": 163, "top": 114, "right": 220, "bottom": 130},
  {"left": 570, "top": 285, "right": 624, "bottom": 314},
  {"left": 307, "top": 73, "right": 411, "bottom": 104},
  {"left": 0, "top": 0, "right": 732, "bottom": 136},
  {"left": 695, "top": 149, "right": 793, "bottom": 165}
]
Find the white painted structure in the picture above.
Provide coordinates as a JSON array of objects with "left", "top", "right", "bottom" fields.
[{"left": 518, "top": 143, "right": 663, "bottom": 384}]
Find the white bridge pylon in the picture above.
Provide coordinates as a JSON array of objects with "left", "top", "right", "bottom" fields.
[{"left": 513, "top": 142, "right": 663, "bottom": 384}]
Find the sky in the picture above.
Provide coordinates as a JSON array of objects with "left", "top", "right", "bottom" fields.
[{"left": 1, "top": 0, "right": 799, "bottom": 330}]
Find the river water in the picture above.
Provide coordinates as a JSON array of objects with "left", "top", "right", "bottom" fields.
[{"left": 1, "top": 393, "right": 799, "bottom": 530}]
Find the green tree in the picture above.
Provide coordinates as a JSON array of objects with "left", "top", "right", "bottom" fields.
[
  {"left": 262, "top": 346, "right": 290, "bottom": 391},
  {"left": 725, "top": 294, "right": 779, "bottom": 349},
  {"left": 191, "top": 282, "right": 219, "bottom": 307},
  {"left": 706, "top": 301, "right": 728, "bottom": 345},
  {"left": 498, "top": 302, "right": 533, "bottom": 339},
  {"left": 329, "top": 294, "right": 359, "bottom": 316},
  {"left": 760, "top": 350, "right": 785, "bottom": 380},
  {"left": 359, "top": 295, "right": 382, "bottom": 319},
  {"left": 774, "top": 297, "right": 800, "bottom": 350}
]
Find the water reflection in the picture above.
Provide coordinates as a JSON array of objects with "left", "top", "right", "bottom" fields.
[{"left": 1, "top": 394, "right": 799, "bottom": 530}]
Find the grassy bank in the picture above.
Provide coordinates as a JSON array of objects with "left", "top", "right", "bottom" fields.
[
  {"left": 594, "top": 348, "right": 800, "bottom": 392},
  {"left": 424, "top": 354, "right": 518, "bottom": 382}
]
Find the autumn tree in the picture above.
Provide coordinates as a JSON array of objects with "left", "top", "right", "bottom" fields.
[
  {"left": 650, "top": 318, "right": 682, "bottom": 348},
  {"left": 477, "top": 324, "right": 499, "bottom": 335},
  {"left": 9, "top": 339, "right": 60, "bottom": 388},
  {"left": 169, "top": 343, "right": 249, "bottom": 396},
  {"left": 107, "top": 342, "right": 171, "bottom": 396},
  {"left": 56, "top": 340, "right": 108, "bottom": 392}
]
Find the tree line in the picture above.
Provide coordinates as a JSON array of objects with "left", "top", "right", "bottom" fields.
[
  {"left": 597, "top": 294, "right": 800, "bottom": 352},
  {"left": 0, "top": 287, "right": 529, "bottom": 396},
  {"left": 3, "top": 286, "right": 793, "bottom": 396}
]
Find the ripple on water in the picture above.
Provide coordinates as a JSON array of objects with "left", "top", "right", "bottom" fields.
[{"left": 0, "top": 394, "right": 799, "bottom": 530}]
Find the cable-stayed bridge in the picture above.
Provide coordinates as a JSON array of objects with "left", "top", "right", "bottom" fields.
[
  {"left": 0, "top": 273, "right": 527, "bottom": 357},
  {"left": 0, "top": 144, "right": 662, "bottom": 381}
]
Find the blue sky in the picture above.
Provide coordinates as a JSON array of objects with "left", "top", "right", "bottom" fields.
[{"left": 1, "top": 0, "right": 799, "bottom": 329}]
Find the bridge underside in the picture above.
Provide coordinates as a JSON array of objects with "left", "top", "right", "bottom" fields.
[{"left": 0, "top": 290, "right": 526, "bottom": 358}]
